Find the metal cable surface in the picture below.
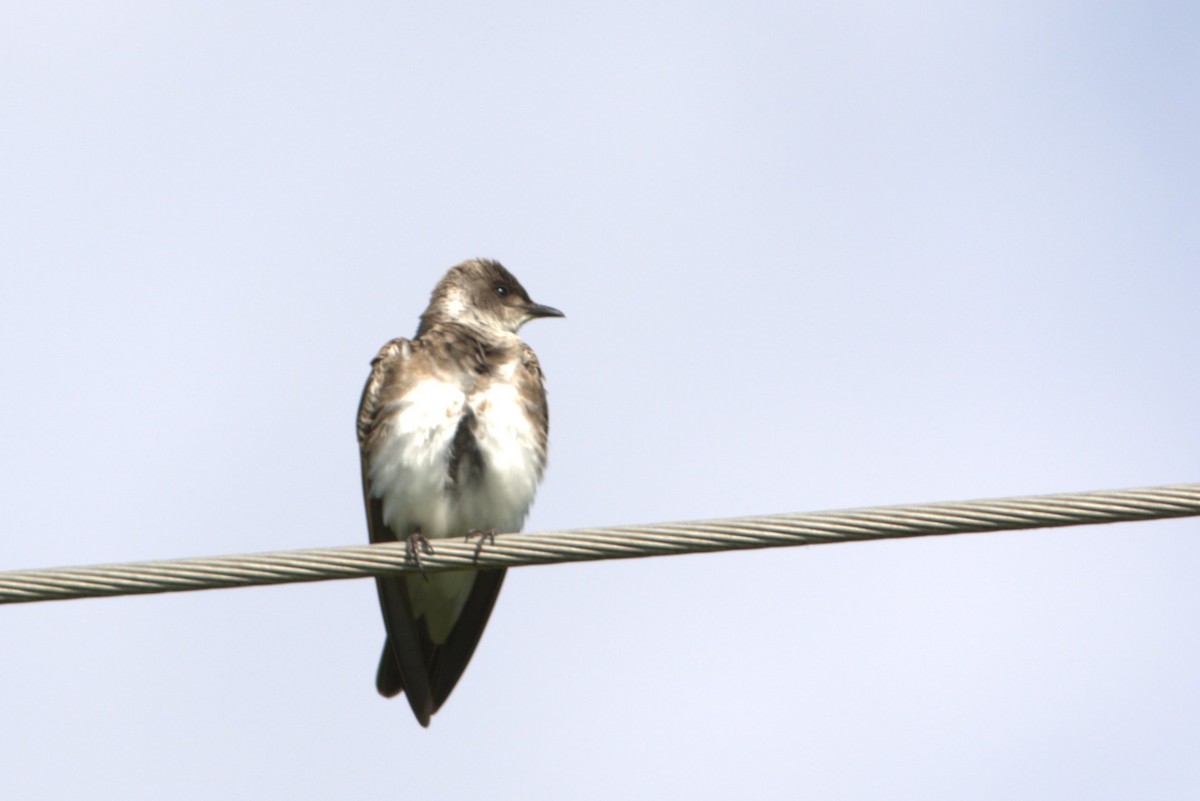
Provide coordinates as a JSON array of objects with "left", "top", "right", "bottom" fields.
[{"left": 2, "top": 482, "right": 1197, "bottom": 605}]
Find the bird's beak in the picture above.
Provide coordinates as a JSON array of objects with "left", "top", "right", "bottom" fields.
[{"left": 524, "top": 303, "right": 565, "bottom": 320}]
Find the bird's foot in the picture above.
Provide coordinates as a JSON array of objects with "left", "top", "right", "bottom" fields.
[
  {"left": 464, "top": 528, "right": 497, "bottom": 562},
  {"left": 405, "top": 529, "right": 434, "bottom": 581}
]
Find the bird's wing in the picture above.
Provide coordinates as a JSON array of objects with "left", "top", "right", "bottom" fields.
[
  {"left": 358, "top": 338, "right": 437, "bottom": 725},
  {"left": 357, "top": 337, "right": 509, "bottom": 726},
  {"left": 425, "top": 568, "right": 506, "bottom": 710},
  {"left": 415, "top": 344, "right": 551, "bottom": 713},
  {"left": 518, "top": 343, "right": 551, "bottom": 458}
]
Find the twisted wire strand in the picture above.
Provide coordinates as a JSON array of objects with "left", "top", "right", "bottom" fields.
[{"left": 2, "top": 482, "right": 1197, "bottom": 605}]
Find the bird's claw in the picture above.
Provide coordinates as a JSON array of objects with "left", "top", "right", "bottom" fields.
[
  {"left": 464, "top": 528, "right": 497, "bottom": 562},
  {"left": 405, "top": 530, "right": 434, "bottom": 580}
]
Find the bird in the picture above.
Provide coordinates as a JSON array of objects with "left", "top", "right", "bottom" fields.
[{"left": 356, "top": 258, "right": 563, "bottom": 727}]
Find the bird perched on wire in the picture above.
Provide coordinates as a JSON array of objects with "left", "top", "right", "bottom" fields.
[{"left": 356, "top": 259, "right": 563, "bottom": 726}]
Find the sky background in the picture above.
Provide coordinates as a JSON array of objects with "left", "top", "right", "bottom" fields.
[{"left": 2, "top": 2, "right": 1198, "bottom": 799}]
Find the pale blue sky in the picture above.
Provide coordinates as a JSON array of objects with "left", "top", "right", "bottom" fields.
[{"left": 2, "top": 3, "right": 1198, "bottom": 799}]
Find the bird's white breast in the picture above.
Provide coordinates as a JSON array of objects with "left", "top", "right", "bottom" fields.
[
  {"left": 458, "top": 377, "right": 545, "bottom": 531},
  {"left": 367, "top": 378, "right": 465, "bottom": 540},
  {"left": 367, "top": 373, "right": 543, "bottom": 539}
]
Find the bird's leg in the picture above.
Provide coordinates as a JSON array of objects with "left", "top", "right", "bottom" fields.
[
  {"left": 464, "top": 528, "right": 497, "bottom": 562},
  {"left": 404, "top": 526, "right": 434, "bottom": 581}
]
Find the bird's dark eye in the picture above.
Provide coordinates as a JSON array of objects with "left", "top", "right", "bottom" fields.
[{"left": 494, "top": 285, "right": 510, "bottom": 298}]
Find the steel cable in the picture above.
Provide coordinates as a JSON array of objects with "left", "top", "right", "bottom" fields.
[{"left": 2, "top": 482, "right": 1197, "bottom": 605}]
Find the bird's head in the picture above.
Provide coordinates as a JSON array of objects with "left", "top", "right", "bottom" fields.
[{"left": 421, "top": 259, "right": 564, "bottom": 337}]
